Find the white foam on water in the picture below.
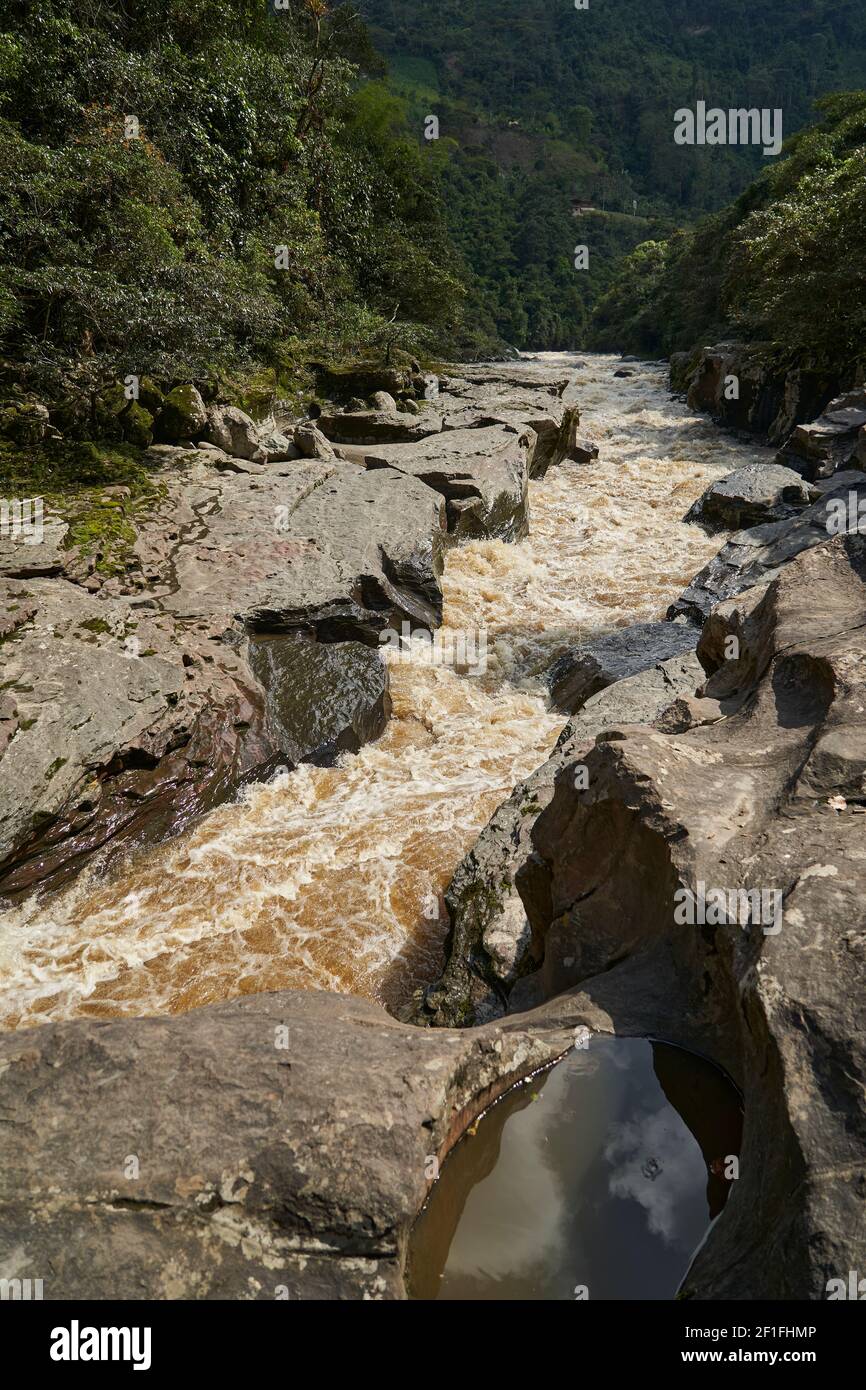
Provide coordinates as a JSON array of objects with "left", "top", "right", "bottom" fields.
[{"left": 0, "top": 355, "right": 772, "bottom": 1029}]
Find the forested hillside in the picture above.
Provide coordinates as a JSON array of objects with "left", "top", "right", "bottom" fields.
[
  {"left": 361, "top": 0, "right": 866, "bottom": 349},
  {"left": 588, "top": 91, "right": 866, "bottom": 373}
]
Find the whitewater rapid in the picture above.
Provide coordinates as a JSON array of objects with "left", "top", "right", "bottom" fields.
[{"left": 0, "top": 354, "right": 772, "bottom": 1029}]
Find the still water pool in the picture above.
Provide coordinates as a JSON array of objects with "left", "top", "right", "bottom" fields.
[{"left": 408, "top": 1037, "right": 743, "bottom": 1300}]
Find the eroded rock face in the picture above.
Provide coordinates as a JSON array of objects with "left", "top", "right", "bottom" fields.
[
  {"left": 513, "top": 535, "right": 866, "bottom": 1299},
  {"left": 0, "top": 990, "right": 569, "bottom": 1299},
  {"left": 684, "top": 463, "right": 819, "bottom": 532},
  {"left": 678, "top": 343, "right": 840, "bottom": 444},
  {"left": 414, "top": 647, "right": 705, "bottom": 1028}
]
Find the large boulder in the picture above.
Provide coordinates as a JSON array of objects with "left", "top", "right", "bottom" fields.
[
  {"left": 293, "top": 422, "right": 337, "bottom": 460},
  {"left": 153, "top": 385, "right": 208, "bottom": 443},
  {"left": 156, "top": 459, "right": 446, "bottom": 638},
  {"left": 547, "top": 621, "right": 698, "bottom": 714},
  {"left": 439, "top": 367, "right": 580, "bottom": 477},
  {"left": 247, "top": 635, "right": 390, "bottom": 765},
  {"left": 684, "top": 463, "right": 819, "bottom": 531},
  {"left": 204, "top": 404, "right": 267, "bottom": 462},
  {"left": 341, "top": 425, "right": 533, "bottom": 542},
  {"left": 0, "top": 990, "right": 567, "bottom": 1299}
]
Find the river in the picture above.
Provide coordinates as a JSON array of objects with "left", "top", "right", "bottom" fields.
[{"left": 0, "top": 353, "right": 772, "bottom": 1030}]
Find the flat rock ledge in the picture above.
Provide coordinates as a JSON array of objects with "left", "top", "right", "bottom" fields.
[
  {"left": 0, "top": 990, "right": 571, "bottom": 1300},
  {"left": 0, "top": 456, "right": 445, "bottom": 900}
]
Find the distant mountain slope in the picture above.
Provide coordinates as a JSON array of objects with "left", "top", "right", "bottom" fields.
[
  {"left": 362, "top": 0, "right": 866, "bottom": 349},
  {"left": 588, "top": 91, "right": 866, "bottom": 371}
]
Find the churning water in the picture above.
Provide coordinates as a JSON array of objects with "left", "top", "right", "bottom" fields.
[{"left": 0, "top": 355, "right": 770, "bottom": 1029}]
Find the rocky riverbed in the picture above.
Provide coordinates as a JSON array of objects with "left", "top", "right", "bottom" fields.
[{"left": 1, "top": 353, "right": 864, "bottom": 1299}]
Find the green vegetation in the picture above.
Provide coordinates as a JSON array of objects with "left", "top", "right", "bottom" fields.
[
  {"left": 0, "top": 0, "right": 475, "bottom": 426},
  {"left": 588, "top": 92, "right": 866, "bottom": 371},
  {"left": 0, "top": 434, "right": 166, "bottom": 574},
  {"left": 0, "top": 0, "right": 863, "bottom": 421}
]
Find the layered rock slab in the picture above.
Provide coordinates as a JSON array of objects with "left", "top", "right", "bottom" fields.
[
  {"left": 338, "top": 425, "right": 533, "bottom": 542},
  {"left": 0, "top": 990, "right": 568, "bottom": 1300},
  {"left": 0, "top": 457, "right": 445, "bottom": 898},
  {"left": 669, "top": 471, "right": 866, "bottom": 624},
  {"left": 438, "top": 367, "right": 580, "bottom": 476}
]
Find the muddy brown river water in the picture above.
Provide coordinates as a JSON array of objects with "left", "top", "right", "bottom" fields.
[{"left": 0, "top": 354, "right": 773, "bottom": 1029}]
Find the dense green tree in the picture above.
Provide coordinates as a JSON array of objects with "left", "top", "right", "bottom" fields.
[{"left": 0, "top": 0, "right": 474, "bottom": 414}]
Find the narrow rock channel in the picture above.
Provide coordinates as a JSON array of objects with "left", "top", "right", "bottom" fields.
[{"left": 0, "top": 354, "right": 777, "bottom": 1030}]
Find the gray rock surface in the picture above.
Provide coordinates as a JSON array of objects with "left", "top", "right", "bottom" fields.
[
  {"left": 0, "top": 457, "right": 446, "bottom": 899},
  {"left": 684, "top": 463, "right": 819, "bottom": 531},
  {"left": 779, "top": 389, "right": 866, "bottom": 479},
  {"left": 438, "top": 368, "right": 580, "bottom": 477},
  {"left": 0, "top": 990, "right": 568, "bottom": 1299},
  {"left": 341, "top": 424, "right": 533, "bottom": 541},
  {"left": 547, "top": 621, "right": 698, "bottom": 713},
  {"left": 415, "top": 647, "right": 704, "bottom": 1028},
  {"left": 669, "top": 471, "right": 866, "bottom": 624},
  {"left": 514, "top": 534, "right": 866, "bottom": 1299},
  {"left": 204, "top": 405, "right": 267, "bottom": 463},
  {"left": 154, "top": 459, "right": 446, "bottom": 638},
  {"left": 316, "top": 409, "right": 443, "bottom": 446}
]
